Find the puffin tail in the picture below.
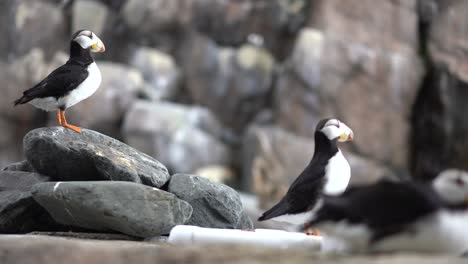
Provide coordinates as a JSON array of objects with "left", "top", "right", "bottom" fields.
[
  {"left": 258, "top": 199, "right": 290, "bottom": 221},
  {"left": 13, "top": 95, "right": 31, "bottom": 106}
]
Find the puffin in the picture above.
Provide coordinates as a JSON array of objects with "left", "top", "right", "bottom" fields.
[
  {"left": 257, "top": 118, "right": 354, "bottom": 233},
  {"left": 303, "top": 170, "right": 468, "bottom": 254},
  {"left": 14, "top": 30, "right": 105, "bottom": 133}
]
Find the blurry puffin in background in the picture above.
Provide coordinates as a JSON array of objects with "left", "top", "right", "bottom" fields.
[
  {"left": 258, "top": 118, "right": 354, "bottom": 234},
  {"left": 303, "top": 169, "right": 468, "bottom": 254},
  {"left": 14, "top": 30, "right": 105, "bottom": 133}
]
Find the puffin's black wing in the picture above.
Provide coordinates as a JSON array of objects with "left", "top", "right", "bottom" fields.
[
  {"left": 14, "top": 62, "right": 89, "bottom": 105},
  {"left": 305, "top": 180, "right": 442, "bottom": 242},
  {"left": 258, "top": 160, "right": 327, "bottom": 221}
]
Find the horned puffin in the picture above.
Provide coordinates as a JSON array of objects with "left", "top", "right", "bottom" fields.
[
  {"left": 258, "top": 118, "right": 354, "bottom": 231},
  {"left": 14, "top": 30, "right": 105, "bottom": 133},
  {"left": 303, "top": 170, "right": 468, "bottom": 254}
]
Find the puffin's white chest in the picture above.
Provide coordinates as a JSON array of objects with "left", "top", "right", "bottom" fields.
[
  {"left": 323, "top": 150, "right": 350, "bottom": 195},
  {"left": 29, "top": 62, "right": 101, "bottom": 112},
  {"left": 62, "top": 62, "right": 101, "bottom": 108}
]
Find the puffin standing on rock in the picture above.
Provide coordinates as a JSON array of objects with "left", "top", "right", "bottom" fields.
[
  {"left": 14, "top": 30, "right": 105, "bottom": 133},
  {"left": 258, "top": 118, "right": 354, "bottom": 234}
]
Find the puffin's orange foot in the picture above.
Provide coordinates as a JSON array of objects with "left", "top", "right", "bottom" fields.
[
  {"left": 62, "top": 124, "right": 81, "bottom": 133},
  {"left": 56, "top": 112, "right": 62, "bottom": 125},
  {"left": 306, "top": 228, "right": 321, "bottom": 236}
]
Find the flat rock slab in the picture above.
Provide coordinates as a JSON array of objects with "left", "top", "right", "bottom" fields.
[
  {"left": 24, "top": 127, "right": 170, "bottom": 188},
  {"left": 169, "top": 174, "right": 253, "bottom": 229},
  {"left": 0, "top": 235, "right": 464, "bottom": 264},
  {"left": 32, "top": 181, "right": 193, "bottom": 238},
  {"left": 0, "top": 171, "right": 63, "bottom": 233}
]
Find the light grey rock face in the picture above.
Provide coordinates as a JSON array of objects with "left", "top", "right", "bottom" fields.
[
  {"left": 72, "top": 0, "right": 109, "bottom": 36},
  {"left": 130, "top": 47, "right": 180, "bottom": 101},
  {"left": 63, "top": 62, "right": 144, "bottom": 138},
  {"left": 24, "top": 127, "right": 170, "bottom": 188},
  {"left": 276, "top": 24, "right": 423, "bottom": 171},
  {"left": 180, "top": 32, "right": 275, "bottom": 132},
  {"left": 168, "top": 174, "right": 253, "bottom": 229},
  {"left": 122, "top": 0, "right": 193, "bottom": 34},
  {"left": 123, "top": 100, "right": 230, "bottom": 173},
  {"left": 0, "top": 171, "right": 61, "bottom": 233},
  {"left": 5, "top": 0, "right": 67, "bottom": 60},
  {"left": 32, "top": 181, "right": 193, "bottom": 237}
]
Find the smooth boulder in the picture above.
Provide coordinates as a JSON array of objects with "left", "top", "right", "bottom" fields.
[
  {"left": 168, "top": 174, "right": 253, "bottom": 229},
  {"left": 32, "top": 181, "right": 193, "bottom": 238},
  {"left": 24, "top": 127, "right": 170, "bottom": 188}
]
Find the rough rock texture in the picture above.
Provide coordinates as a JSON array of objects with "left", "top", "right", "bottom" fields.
[
  {"left": 275, "top": 24, "right": 423, "bottom": 172},
  {"left": 0, "top": 236, "right": 465, "bottom": 264},
  {"left": 411, "top": 0, "right": 468, "bottom": 180},
  {"left": 72, "top": 0, "right": 109, "bottom": 36},
  {"left": 63, "top": 62, "right": 144, "bottom": 138},
  {"left": 130, "top": 47, "right": 180, "bottom": 101},
  {"left": 168, "top": 174, "right": 253, "bottom": 229},
  {"left": 24, "top": 127, "right": 170, "bottom": 187},
  {"left": 243, "top": 125, "right": 395, "bottom": 208},
  {"left": 1, "top": 0, "right": 67, "bottom": 60},
  {"left": 2, "top": 160, "right": 36, "bottom": 173},
  {"left": 180, "top": 32, "right": 275, "bottom": 132},
  {"left": 32, "top": 181, "right": 193, "bottom": 237},
  {"left": 123, "top": 100, "right": 230, "bottom": 173},
  {"left": 0, "top": 171, "right": 62, "bottom": 233}
]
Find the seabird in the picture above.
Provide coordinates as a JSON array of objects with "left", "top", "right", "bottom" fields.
[
  {"left": 14, "top": 30, "right": 105, "bottom": 133},
  {"left": 303, "top": 170, "right": 468, "bottom": 254},
  {"left": 257, "top": 118, "right": 354, "bottom": 233}
]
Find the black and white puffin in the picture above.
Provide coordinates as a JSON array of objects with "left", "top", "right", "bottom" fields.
[
  {"left": 303, "top": 169, "right": 468, "bottom": 254},
  {"left": 14, "top": 30, "right": 105, "bottom": 133},
  {"left": 258, "top": 118, "right": 354, "bottom": 232}
]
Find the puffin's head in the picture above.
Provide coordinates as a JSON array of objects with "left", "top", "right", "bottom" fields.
[
  {"left": 316, "top": 118, "right": 353, "bottom": 142},
  {"left": 433, "top": 169, "right": 468, "bottom": 207},
  {"left": 71, "top": 30, "right": 105, "bottom": 53}
]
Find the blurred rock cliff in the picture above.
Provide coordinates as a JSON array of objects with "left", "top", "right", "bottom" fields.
[{"left": 0, "top": 0, "right": 466, "bottom": 208}]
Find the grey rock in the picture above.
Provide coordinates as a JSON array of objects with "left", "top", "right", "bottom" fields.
[
  {"left": 62, "top": 62, "right": 144, "bottom": 138},
  {"left": 130, "top": 47, "right": 180, "bottom": 101},
  {"left": 412, "top": 1, "right": 468, "bottom": 180},
  {"left": 24, "top": 127, "right": 170, "bottom": 188},
  {"left": 168, "top": 173, "right": 253, "bottom": 229},
  {"left": 72, "top": 0, "right": 109, "bottom": 36},
  {"left": 123, "top": 100, "right": 231, "bottom": 173},
  {"left": 276, "top": 26, "right": 423, "bottom": 170},
  {"left": 0, "top": 171, "right": 62, "bottom": 233},
  {"left": 180, "top": 32, "right": 275, "bottom": 132},
  {"left": 32, "top": 181, "right": 193, "bottom": 237},
  {"left": 2, "top": 160, "right": 36, "bottom": 173},
  {"left": 4, "top": 0, "right": 67, "bottom": 60}
]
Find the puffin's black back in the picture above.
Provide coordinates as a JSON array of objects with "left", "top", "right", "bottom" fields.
[
  {"left": 306, "top": 180, "right": 443, "bottom": 242},
  {"left": 258, "top": 129, "right": 339, "bottom": 221},
  {"left": 14, "top": 31, "right": 94, "bottom": 105}
]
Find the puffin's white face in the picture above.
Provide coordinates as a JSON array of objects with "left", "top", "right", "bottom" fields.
[
  {"left": 73, "top": 30, "right": 105, "bottom": 53},
  {"left": 433, "top": 169, "right": 468, "bottom": 205},
  {"left": 319, "top": 118, "right": 354, "bottom": 142}
]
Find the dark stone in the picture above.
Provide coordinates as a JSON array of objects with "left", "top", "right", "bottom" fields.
[
  {"left": 0, "top": 171, "right": 63, "bottom": 233},
  {"left": 24, "top": 127, "right": 170, "bottom": 188},
  {"left": 2, "top": 160, "right": 36, "bottom": 173},
  {"left": 168, "top": 174, "right": 253, "bottom": 229},
  {"left": 32, "top": 181, "right": 193, "bottom": 238}
]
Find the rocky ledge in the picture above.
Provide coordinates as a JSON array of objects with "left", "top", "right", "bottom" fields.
[
  {"left": 1, "top": 127, "right": 252, "bottom": 237},
  {"left": 0, "top": 235, "right": 463, "bottom": 264}
]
